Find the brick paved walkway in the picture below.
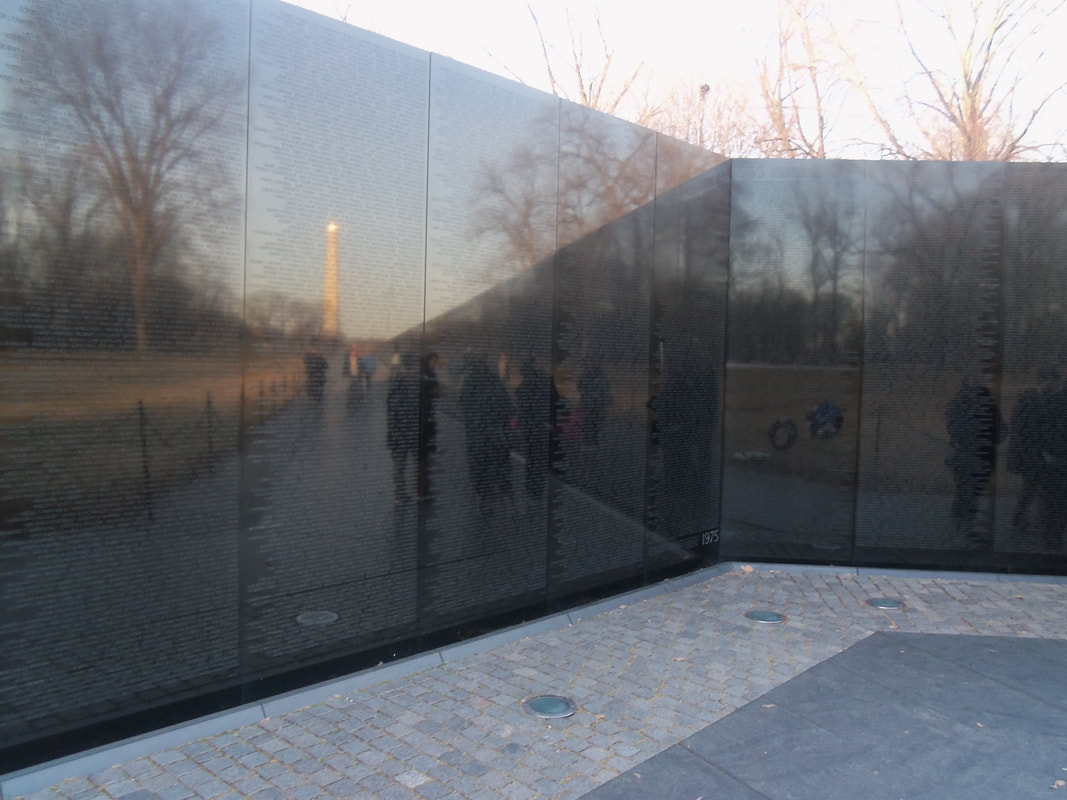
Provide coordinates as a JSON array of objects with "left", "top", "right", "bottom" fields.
[{"left": 5, "top": 564, "right": 1066, "bottom": 800}]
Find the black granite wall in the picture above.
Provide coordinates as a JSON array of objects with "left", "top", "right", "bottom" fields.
[
  {"left": 1, "top": 0, "right": 1064, "bottom": 772},
  {"left": 0, "top": 0, "right": 722, "bottom": 767}
]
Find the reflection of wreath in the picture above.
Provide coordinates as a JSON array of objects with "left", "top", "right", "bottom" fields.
[{"left": 769, "top": 418, "right": 798, "bottom": 451}]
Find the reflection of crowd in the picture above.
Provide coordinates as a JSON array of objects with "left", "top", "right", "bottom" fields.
[
  {"left": 945, "top": 369, "right": 1067, "bottom": 547},
  {"left": 460, "top": 356, "right": 514, "bottom": 507},
  {"left": 303, "top": 337, "right": 328, "bottom": 402},
  {"left": 1006, "top": 369, "right": 1066, "bottom": 545},
  {"left": 371, "top": 344, "right": 718, "bottom": 524}
]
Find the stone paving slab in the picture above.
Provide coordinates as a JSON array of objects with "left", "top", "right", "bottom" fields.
[
  {"left": 585, "top": 632, "right": 1067, "bottom": 799},
  {"left": 4, "top": 564, "right": 1067, "bottom": 800}
]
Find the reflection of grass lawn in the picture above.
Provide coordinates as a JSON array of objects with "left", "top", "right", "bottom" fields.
[
  {"left": 724, "top": 363, "right": 1032, "bottom": 496},
  {"left": 0, "top": 351, "right": 305, "bottom": 528}
]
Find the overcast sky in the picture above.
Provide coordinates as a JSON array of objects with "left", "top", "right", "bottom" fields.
[{"left": 284, "top": 0, "right": 1067, "bottom": 157}]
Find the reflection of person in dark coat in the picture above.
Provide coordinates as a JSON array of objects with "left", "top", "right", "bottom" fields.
[
  {"left": 387, "top": 353, "right": 420, "bottom": 505},
  {"left": 1039, "top": 385, "right": 1067, "bottom": 547},
  {"left": 945, "top": 376, "right": 1004, "bottom": 535},
  {"left": 304, "top": 337, "right": 328, "bottom": 402},
  {"left": 515, "top": 359, "right": 557, "bottom": 500},
  {"left": 1007, "top": 368, "right": 1060, "bottom": 529},
  {"left": 578, "top": 361, "right": 611, "bottom": 446},
  {"left": 650, "top": 363, "right": 718, "bottom": 534},
  {"left": 418, "top": 352, "right": 441, "bottom": 500},
  {"left": 460, "top": 357, "right": 514, "bottom": 505}
]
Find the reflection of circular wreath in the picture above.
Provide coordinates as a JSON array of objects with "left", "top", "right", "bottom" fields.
[{"left": 769, "top": 418, "right": 798, "bottom": 451}]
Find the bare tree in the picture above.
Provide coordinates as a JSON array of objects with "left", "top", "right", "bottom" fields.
[
  {"left": 644, "top": 80, "right": 759, "bottom": 158},
  {"left": 846, "top": 0, "right": 1066, "bottom": 160},
  {"left": 752, "top": 0, "right": 845, "bottom": 158},
  {"left": 525, "top": 4, "right": 646, "bottom": 116},
  {"left": 18, "top": 0, "right": 243, "bottom": 352}
]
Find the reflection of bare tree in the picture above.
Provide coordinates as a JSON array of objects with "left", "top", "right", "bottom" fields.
[
  {"left": 556, "top": 103, "right": 656, "bottom": 247},
  {"left": 245, "top": 292, "right": 325, "bottom": 347},
  {"left": 869, "top": 165, "right": 1003, "bottom": 369},
  {"left": 728, "top": 176, "right": 864, "bottom": 366},
  {"left": 472, "top": 137, "right": 558, "bottom": 272},
  {"left": 473, "top": 101, "right": 715, "bottom": 272},
  {"left": 1001, "top": 167, "right": 1067, "bottom": 369},
  {"left": 788, "top": 177, "right": 864, "bottom": 363},
  {"left": 17, "top": 0, "right": 242, "bottom": 352}
]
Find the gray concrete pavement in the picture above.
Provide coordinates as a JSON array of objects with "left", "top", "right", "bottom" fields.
[{"left": 4, "top": 563, "right": 1066, "bottom": 799}]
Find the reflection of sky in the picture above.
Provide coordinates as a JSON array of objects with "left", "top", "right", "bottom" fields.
[
  {"left": 424, "top": 56, "right": 559, "bottom": 320},
  {"left": 729, "top": 160, "right": 867, "bottom": 299},
  {"left": 5, "top": 0, "right": 711, "bottom": 342},
  {"left": 249, "top": 0, "right": 673, "bottom": 338},
  {"left": 728, "top": 159, "right": 1010, "bottom": 300},
  {"left": 247, "top": 0, "right": 430, "bottom": 340}
]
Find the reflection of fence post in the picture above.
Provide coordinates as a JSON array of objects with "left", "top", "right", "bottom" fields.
[
  {"left": 205, "top": 391, "right": 214, "bottom": 460},
  {"left": 270, "top": 379, "right": 276, "bottom": 414},
  {"left": 137, "top": 400, "right": 154, "bottom": 521},
  {"left": 258, "top": 381, "right": 266, "bottom": 425}
]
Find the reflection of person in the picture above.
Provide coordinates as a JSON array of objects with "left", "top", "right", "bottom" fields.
[
  {"left": 578, "top": 361, "right": 611, "bottom": 446},
  {"left": 357, "top": 353, "right": 376, "bottom": 390},
  {"left": 1038, "top": 382, "right": 1067, "bottom": 547},
  {"left": 460, "top": 356, "right": 514, "bottom": 506},
  {"left": 387, "top": 353, "right": 420, "bottom": 506},
  {"left": 346, "top": 344, "right": 358, "bottom": 378},
  {"left": 418, "top": 352, "right": 441, "bottom": 500},
  {"left": 1007, "top": 368, "right": 1060, "bottom": 530},
  {"left": 651, "top": 362, "right": 718, "bottom": 531},
  {"left": 304, "top": 337, "right": 328, "bottom": 402},
  {"left": 945, "top": 376, "right": 1005, "bottom": 537},
  {"left": 515, "top": 358, "right": 557, "bottom": 500}
]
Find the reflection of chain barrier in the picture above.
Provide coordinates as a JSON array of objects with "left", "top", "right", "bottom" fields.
[
  {"left": 135, "top": 393, "right": 219, "bottom": 522},
  {"left": 254, "top": 373, "right": 302, "bottom": 427}
]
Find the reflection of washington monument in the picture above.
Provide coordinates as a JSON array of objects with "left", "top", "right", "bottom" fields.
[{"left": 324, "top": 221, "right": 339, "bottom": 337}]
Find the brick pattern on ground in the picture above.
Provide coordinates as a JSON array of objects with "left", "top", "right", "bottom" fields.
[{"left": 13, "top": 569, "right": 1067, "bottom": 800}]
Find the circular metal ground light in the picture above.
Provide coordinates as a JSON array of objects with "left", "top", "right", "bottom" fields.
[
  {"left": 521, "top": 694, "right": 577, "bottom": 719},
  {"left": 744, "top": 609, "right": 787, "bottom": 624},
  {"left": 296, "top": 610, "right": 338, "bottom": 626},
  {"left": 865, "top": 597, "right": 906, "bottom": 610}
]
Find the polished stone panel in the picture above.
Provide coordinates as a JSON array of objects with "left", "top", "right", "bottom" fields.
[
  {"left": 854, "top": 162, "right": 1007, "bottom": 568},
  {"left": 0, "top": 0, "right": 250, "bottom": 758},
  {"left": 3, "top": 0, "right": 1066, "bottom": 773},
  {"left": 721, "top": 160, "right": 864, "bottom": 562}
]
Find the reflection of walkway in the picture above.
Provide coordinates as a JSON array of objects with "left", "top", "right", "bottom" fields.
[
  {"left": 721, "top": 465, "right": 1059, "bottom": 561},
  {"left": 0, "top": 362, "right": 699, "bottom": 753}
]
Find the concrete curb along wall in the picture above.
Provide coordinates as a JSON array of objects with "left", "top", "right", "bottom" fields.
[
  {"left": 0, "top": 563, "right": 736, "bottom": 797},
  {"left": 4, "top": 560, "right": 1065, "bottom": 798}
]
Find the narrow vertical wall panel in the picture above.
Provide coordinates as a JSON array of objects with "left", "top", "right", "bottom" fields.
[
  {"left": 546, "top": 104, "right": 657, "bottom": 596},
  {"left": 419, "top": 56, "right": 558, "bottom": 628},
  {"left": 0, "top": 0, "right": 250, "bottom": 755},
  {"left": 854, "top": 162, "right": 1006, "bottom": 568},
  {"left": 241, "top": 0, "right": 428, "bottom": 678},
  {"left": 986, "top": 164, "right": 1067, "bottom": 566},
  {"left": 645, "top": 159, "right": 730, "bottom": 570},
  {"left": 721, "top": 160, "right": 864, "bottom": 562}
]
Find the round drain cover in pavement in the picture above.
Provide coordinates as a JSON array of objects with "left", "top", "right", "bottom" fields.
[
  {"left": 865, "top": 597, "right": 906, "bottom": 610},
  {"left": 296, "top": 611, "right": 338, "bottom": 626},
  {"left": 745, "top": 609, "right": 786, "bottom": 624},
  {"left": 521, "top": 695, "right": 577, "bottom": 718}
]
